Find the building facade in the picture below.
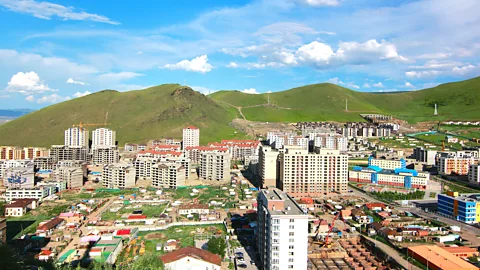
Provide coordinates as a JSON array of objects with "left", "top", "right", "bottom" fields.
[
  {"left": 349, "top": 167, "right": 428, "bottom": 189},
  {"left": 182, "top": 126, "right": 200, "bottom": 150},
  {"left": 151, "top": 162, "right": 186, "bottom": 189},
  {"left": 199, "top": 152, "right": 231, "bottom": 181},
  {"left": 259, "top": 145, "right": 279, "bottom": 188},
  {"left": 0, "top": 146, "right": 48, "bottom": 160},
  {"left": 469, "top": 164, "right": 480, "bottom": 184},
  {"left": 413, "top": 147, "right": 437, "bottom": 165},
  {"left": 368, "top": 157, "right": 406, "bottom": 170},
  {"left": 3, "top": 163, "right": 35, "bottom": 189},
  {"left": 92, "top": 128, "right": 116, "bottom": 149},
  {"left": 49, "top": 145, "right": 88, "bottom": 162},
  {"left": 65, "top": 127, "right": 89, "bottom": 148},
  {"left": 279, "top": 148, "right": 348, "bottom": 196},
  {"left": 92, "top": 146, "right": 119, "bottom": 164},
  {"left": 257, "top": 188, "right": 309, "bottom": 270},
  {"left": 437, "top": 192, "right": 480, "bottom": 224},
  {"left": 313, "top": 134, "right": 348, "bottom": 152},
  {"left": 54, "top": 167, "right": 84, "bottom": 189},
  {"left": 102, "top": 163, "right": 136, "bottom": 189},
  {"left": 439, "top": 156, "right": 478, "bottom": 175},
  {"left": 5, "top": 186, "right": 56, "bottom": 202}
]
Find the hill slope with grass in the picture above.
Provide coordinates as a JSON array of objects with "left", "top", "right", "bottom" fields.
[
  {"left": 211, "top": 76, "right": 480, "bottom": 123},
  {"left": 0, "top": 84, "right": 243, "bottom": 147}
]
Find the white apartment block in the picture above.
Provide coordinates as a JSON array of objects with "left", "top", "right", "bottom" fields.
[
  {"left": 200, "top": 152, "right": 231, "bottom": 181},
  {"left": 313, "top": 134, "right": 348, "bottom": 152},
  {"left": 439, "top": 156, "right": 478, "bottom": 175},
  {"left": 368, "top": 157, "right": 406, "bottom": 170},
  {"left": 49, "top": 145, "right": 88, "bottom": 162},
  {"left": 92, "top": 128, "right": 116, "bottom": 149},
  {"left": 182, "top": 126, "right": 200, "bottom": 150},
  {"left": 413, "top": 147, "right": 437, "bottom": 165},
  {"left": 33, "top": 157, "right": 55, "bottom": 171},
  {"left": 151, "top": 162, "right": 186, "bottom": 189},
  {"left": 54, "top": 167, "right": 84, "bottom": 189},
  {"left": 37, "top": 180, "right": 67, "bottom": 192},
  {"left": 3, "top": 163, "right": 35, "bottom": 189},
  {"left": 286, "top": 137, "right": 309, "bottom": 151},
  {"left": 5, "top": 186, "right": 56, "bottom": 202},
  {"left": 185, "top": 147, "right": 228, "bottom": 164},
  {"left": 469, "top": 164, "right": 480, "bottom": 184},
  {"left": 134, "top": 157, "right": 157, "bottom": 179},
  {"left": 257, "top": 188, "right": 308, "bottom": 270},
  {"left": 92, "top": 146, "right": 119, "bottom": 164},
  {"left": 103, "top": 163, "right": 136, "bottom": 189},
  {"left": 279, "top": 148, "right": 348, "bottom": 196},
  {"left": 0, "top": 159, "right": 32, "bottom": 179},
  {"left": 65, "top": 127, "right": 89, "bottom": 148},
  {"left": 259, "top": 145, "right": 280, "bottom": 188}
]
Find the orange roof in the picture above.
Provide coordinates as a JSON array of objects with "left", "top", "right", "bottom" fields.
[
  {"left": 184, "top": 126, "right": 199, "bottom": 130},
  {"left": 185, "top": 146, "right": 228, "bottom": 152},
  {"left": 161, "top": 247, "right": 221, "bottom": 266},
  {"left": 138, "top": 150, "right": 182, "bottom": 156},
  {"left": 152, "top": 145, "right": 180, "bottom": 149},
  {"left": 408, "top": 245, "right": 478, "bottom": 270},
  {"left": 441, "top": 246, "right": 479, "bottom": 254}
]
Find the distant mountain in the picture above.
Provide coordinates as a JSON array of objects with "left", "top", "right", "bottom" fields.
[
  {"left": 0, "top": 109, "right": 34, "bottom": 118},
  {"left": 0, "top": 77, "right": 479, "bottom": 147}
]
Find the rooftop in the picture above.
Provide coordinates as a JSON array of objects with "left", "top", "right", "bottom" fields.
[
  {"left": 161, "top": 247, "right": 221, "bottom": 266},
  {"left": 408, "top": 245, "right": 478, "bottom": 270},
  {"left": 260, "top": 188, "right": 306, "bottom": 216}
]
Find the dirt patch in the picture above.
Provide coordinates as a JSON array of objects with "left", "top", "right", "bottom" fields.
[{"left": 144, "top": 233, "right": 166, "bottom": 240}]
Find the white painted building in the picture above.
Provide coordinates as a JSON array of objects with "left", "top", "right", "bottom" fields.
[
  {"left": 5, "top": 186, "right": 56, "bottom": 202},
  {"left": 3, "top": 163, "right": 35, "bottom": 189},
  {"left": 92, "top": 146, "right": 119, "bottom": 164},
  {"left": 313, "top": 134, "right": 348, "bottom": 152},
  {"left": 102, "top": 163, "right": 136, "bottom": 189},
  {"left": 257, "top": 188, "right": 309, "bottom": 270},
  {"left": 182, "top": 126, "right": 200, "bottom": 150},
  {"left": 259, "top": 145, "right": 279, "bottom": 188},
  {"left": 161, "top": 247, "right": 221, "bottom": 270},
  {"left": 54, "top": 167, "right": 84, "bottom": 189},
  {"left": 468, "top": 164, "right": 480, "bottom": 184},
  {"left": 151, "top": 162, "right": 186, "bottom": 189},
  {"left": 92, "top": 128, "right": 116, "bottom": 149},
  {"left": 65, "top": 127, "right": 89, "bottom": 148},
  {"left": 200, "top": 152, "right": 231, "bottom": 181}
]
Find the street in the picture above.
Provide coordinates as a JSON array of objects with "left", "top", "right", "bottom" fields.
[{"left": 234, "top": 247, "right": 257, "bottom": 270}]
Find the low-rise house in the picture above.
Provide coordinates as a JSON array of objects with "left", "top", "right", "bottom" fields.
[
  {"left": 368, "top": 222, "right": 383, "bottom": 235},
  {"left": 36, "top": 217, "right": 63, "bottom": 237},
  {"left": 5, "top": 198, "right": 38, "bottom": 217},
  {"left": 38, "top": 250, "right": 55, "bottom": 261},
  {"left": 379, "top": 227, "right": 402, "bottom": 242},
  {"left": 351, "top": 208, "right": 369, "bottom": 224},
  {"left": 364, "top": 203, "right": 387, "bottom": 211},
  {"left": 89, "top": 235, "right": 123, "bottom": 264},
  {"left": 341, "top": 210, "right": 352, "bottom": 220},
  {"left": 160, "top": 247, "right": 221, "bottom": 270},
  {"left": 59, "top": 212, "right": 85, "bottom": 224},
  {"left": 178, "top": 204, "right": 209, "bottom": 215},
  {"left": 163, "top": 239, "right": 181, "bottom": 252}
]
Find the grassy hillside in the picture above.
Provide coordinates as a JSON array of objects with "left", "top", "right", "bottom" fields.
[
  {"left": 212, "top": 77, "right": 480, "bottom": 123},
  {"left": 0, "top": 85, "right": 245, "bottom": 147}
]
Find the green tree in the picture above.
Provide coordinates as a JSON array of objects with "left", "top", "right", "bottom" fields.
[
  {"left": 130, "top": 254, "right": 164, "bottom": 270},
  {"left": 206, "top": 237, "right": 227, "bottom": 258}
]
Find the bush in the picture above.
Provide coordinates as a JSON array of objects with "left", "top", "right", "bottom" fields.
[{"left": 206, "top": 237, "right": 227, "bottom": 258}]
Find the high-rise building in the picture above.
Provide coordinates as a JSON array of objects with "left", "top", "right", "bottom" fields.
[
  {"left": 279, "top": 147, "right": 348, "bottom": 196},
  {"left": 257, "top": 188, "right": 309, "bottom": 270},
  {"left": 439, "top": 156, "right": 478, "bottom": 175},
  {"left": 413, "top": 147, "right": 438, "bottom": 165},
  {"left": 182, "top": 126, "right": 200, "bottom": 150},
  {"left": 49, "top": 145, "right": 88, "bottom": 162},
  {"left": 151, "top": 162, "right": 186, "bottom": 189},
  {"left": 92, "top": 146, "right": 119, "bottom": 164},
  {"left": 102, "top": 163, "right": 136, "bottom": 189},
  {"left": 469, "top": 164, "right": 480, "bottom": 184},
  {"left": 54, "top": 167, "right": 84, "bottom": 189},
  {"left": 200, "top": 152, "right": 231, "bottom": 181},
  {"left": 313, "top": 134, "right": 348, "bottom": 152},
  {"left": 33, "top": 157, "right": 55, "bottom": 171},
  {"left": 0, "top": 146, "right": 48, "bottom": 160},
  {"left": 65, "top": 127, "right": 89, "bottom": 148},
  {"left": 259, "top": 145, "right": 279, "bottom": 188},
  {"left": 92, "top": 128, "right": 116, "bottom": 149}
]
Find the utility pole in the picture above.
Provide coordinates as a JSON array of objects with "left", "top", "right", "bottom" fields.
[
  {"left": 345, "top": 99, "right": 348, "bottom": 112},
  {"left": 268, "top": 93, "right": 270, "bottom": 105}
]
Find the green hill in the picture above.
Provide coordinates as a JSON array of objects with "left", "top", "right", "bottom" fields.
[
  {"left": 1, "top": 77, "right": 479, "bottom": 147},
  {"left": 211, "top": 77, "right": 480, "bottom": 123},
  {"left": 0, "top": 84, "right": 243, "bottom": 147}
]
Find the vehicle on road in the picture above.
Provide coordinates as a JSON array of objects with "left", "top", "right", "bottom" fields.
[
  {"left": 237, "top": 257, "right": 245, "bottom": 263},
  {"left": 250, "top": 260, "right": 255, "bottom": 265},
  {"left": 237, "top": 264, "right": 247, "bottom": 268}
]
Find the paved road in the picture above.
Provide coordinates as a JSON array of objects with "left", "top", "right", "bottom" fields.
[
  {"left": 365, "top": 236, "right": 421, "bottom": 270},
  {"left": 234, "top": 247, "right": 257, "bottom": 270}
]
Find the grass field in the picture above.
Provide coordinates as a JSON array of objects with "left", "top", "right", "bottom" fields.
[
  {"left": 101, "top": 203, "right": 169, "bottom": 220},
  {"left": 440, "top": 125, "right": 480, "bottom": 139}
]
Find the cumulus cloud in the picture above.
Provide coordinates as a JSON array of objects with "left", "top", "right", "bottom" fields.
[
  {"left": 296, "top": 41, "right": 335, "bottom": 66},
  {"left": 297, "top": 0, "right": 341, "bottom": 7},
  {"left": 191, "top": 86, "right": 216, "bottom": 95},
  {"left": 162, "top": 55, "right": 213, "bottom": 73},
  {"left": 5, "top": 71, "right": 54, "bottom": 94},
  {"left": 66, "top": 78, "right": 87, "bottom": 85},
  {"left": 405, "top": 82, "right": 415, "bottom": 88},
  {"left": 0, "top": 0, "right": 120, "bottom": 25},
  {"left": 363, "top": 83, "right": 371, "bottom": 88},
  {"left": 25, "top": 95, "right": 35, "bottom": 102},
  {"left": 452, "top": 64, "right": 477, "bottom": 74},
  {"left": 36, "top": 94, "right": 70, "bottom": 104},
  {"left": 327, "top": 77, "right": 359, "bottom": 89},
  {"left": 373, "top": 82, "right": 384, "bottom": 88},
  {"left": 227, "top": 62, "right": 238, "bottom": 68},
  {"left": 241, "top": 88, "right": 259, "bottom": 94},
  {"left": 97, "top": 72, "right": 144, "bottom": 81},
  {"left": 73, "top": 91, "right": 92, "bottom": 98},
  {"left": 405, "top": 70, "right": 442, "bottom": 78}
]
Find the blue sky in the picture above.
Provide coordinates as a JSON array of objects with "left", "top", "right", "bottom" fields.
[{"left": 0, "top": 0, "right": 479, "bottom": 109}]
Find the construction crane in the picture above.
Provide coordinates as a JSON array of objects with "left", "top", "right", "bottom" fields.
[{"left": 314, "top": 211, "right": 343, "bottom": 248}]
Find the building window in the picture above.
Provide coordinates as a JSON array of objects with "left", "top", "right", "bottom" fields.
[
  {"left": 288, "top": 265, "right": 294, "bottom": 268},
  {"left": 289, "top": 232, "right": 294, "bottom": 236},
  {"left": 289, "top": 225, "right": 294, "bottom": 229},
  {"left": 289, "top": 245, "right": 294, "bottom": 249},
  {"left": 289, "top": 219, "right": 294, "bottom": 222}
]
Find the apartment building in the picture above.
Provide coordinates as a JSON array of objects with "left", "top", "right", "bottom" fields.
[
  {"left": 136, "top": 150, "right": 183, "bottom": 159},
  {"left": 92, "top": 128, "right": 116, "bottom": 149},
  {"left": 54, "top": 167, "right": 84, "bottom": 189},
  {"left": 0, "top": 159, "right": 32, "bottom": 179},
  {"left": 151, "top": 162, "right": 186, "bottom": 189},
  {"left": 469, "top": 164, "right": 480, "bottom": 184},
  {"left": 103, "top": 163, "right": 136, "bottom": 189},
  {"left": 134, "top": 157, "right": 158, "bottom": 179},
  {"left": 37, "top": 180, "right": 67, "bottom": 192},
  {"left": 313, "top": 134, "right": 348, "bottom": 152},
  {"left": 92, "top": 146, "right": 119, "bottom": 164},
  {"left": 152, "top": 144, "right": 181, "bottom": 152},
  {"left": 438, "top": 156, "right": 478, "bottom": 175},
  {"left": 413, "top": 147, "right": 438, "bottom": 165},
  {"left": 3, "top": 163, "right": 35, "bottom": 189},
  {"left": 368, "top": 157, "right": 406, "bottom": 170},
  {"left": 185, "top": 146, "right": 228, "bottom": 164},
  {"left": 152, "top": 138, "right": 182, "bottom": 147},
  {"left": 33, "top": 156, "right": 55, "bottom": 171},
  {"left": 0, "top": 146, "right": 48, "bottom": 160},
  {"left": 257, "top": 188, "right": 309, "bottom": 270},
  {"left": 49, "top": 145, "right": 88, "bottom": 162},
  {"left": 65, "top": 127, "right": 89, "bottom": 148},
  {"left": 349, "top": 167, "right": 428, "bottom": 189},
  {"left": 285, "top": 136, "right": 309, "bottom": 151},
  {"left": 438, "top": 192, "right": 480, "bottom": 224},
  {"left": 182, "top": 126, "right": 200, "bottom": 150},
  {"left": 200, "top": 152, "right": 231, "bottom": 181},
  {"left": 5, "top": 186, "right": 56, "bottom": 202},
  {"left": 279, "top": 147, "right": 348, "bottom": 196},
  {"left": 259, "top": 145, "right": 280, "bottom": 188},
  {"left": 208, "top": 140, "right": 260, "bottom": 161}
]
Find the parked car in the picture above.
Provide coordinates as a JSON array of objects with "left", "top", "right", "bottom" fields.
[{"left": 237, "top": 264, "right": 247, "bottom": 268}]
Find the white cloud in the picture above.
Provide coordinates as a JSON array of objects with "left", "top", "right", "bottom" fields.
[
  {"left": 36, "top": 94, "right": 70, "bottom": 104},
  {"left": 191, "top": 86, "right": 216, "bottom": 95},
  {"left": 97, "top": 72, "right": 144, "bottom": 82},
  {"left": 5, "top": 71, "right": 54, "bottom": 94},
  {"left": 162, "top": 55, "right": 213, "bottom": 73},
  {"left": 405, "top": 70, "right": 442, "bottom": 78},
  {"left": 452, "top": 64, "right": 477, "bottom": 74},
  {"left": 297, "top": 0, "right": 341, "bottom": 7},
  {"left": 25, "top": 95, "right": 34, "bottom": 102},
  {"left": 327, "top": 77, "right": 344, "bottom": 85},
  {"left": 373, "top": 82, "right": 384, "bottom": 88},
  {"left": 405, "top": 82, "right": 415, "bottom": 88},
  {"left": 363, "top": 83, "right": 371, "bottom": 88},
  {"left": 416, "top": 53, "right": 452, "bottom": 59},
  {"left": 296, "top": 41, "right": 335, "bottom": 66},
  {"left": 73, "top": 91, "right": 92, "bottom": 98},
  {"left": 408, "top": 60, "right": 460, "bottom": 70},
  {"left": 227, "top": 62, "right": 238, "bottom": 68},
  {"left": 241, "top": 88, "right": 259, "bottom": 94},
  {"left": 346, "top": 82, "right": 360, "bottom": 89},
  {"left": 66, "top": 78, "right": 87, "bottom": 85},
  {"left": 0, "top": 0, "right": 120, "bottom": 25}
]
